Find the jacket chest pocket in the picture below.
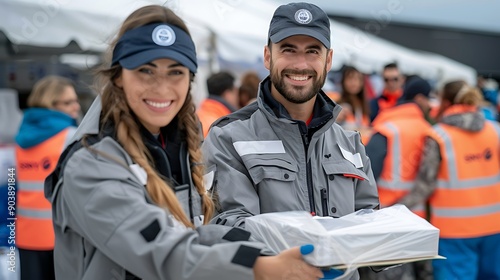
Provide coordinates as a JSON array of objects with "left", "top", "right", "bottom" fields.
[
  {"left": 322, "top": 161, "right": 369, "bottom": 217},
  {"left": 174, "top": 184, "right": 203, "bottom": 225},
  {"left": 243, "top": 154, "right": 298, "bottom": 185}
]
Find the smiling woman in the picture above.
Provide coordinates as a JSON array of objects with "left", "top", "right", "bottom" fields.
[{"left": 115, "top": 58, "right": 190, "bottom": 134}]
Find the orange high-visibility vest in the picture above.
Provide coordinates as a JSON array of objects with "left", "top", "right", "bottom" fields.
[
  {"left": 372, "top": 103, "right": 432, "bottom": 218},
  {"left": 343, "top": 110, "right": 372, "bottom": 144},
  {"left": 197, "top": 99, "right": 232, "bottom": 138},
  {"left": 429, "top": 106, "right": 500, "bottom": 238},
  {"left": 343, "top": 111, "right": 370, "bottom": 129},
  {"left": 15, "top": 129, "right": 71, "bottom": 250}
]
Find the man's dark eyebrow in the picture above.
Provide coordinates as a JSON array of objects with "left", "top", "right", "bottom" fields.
[
  {"left": 307, "top": 44, "right": 322, "bottom": 50},
  {"left": 279, "top": 43, "right": 297, "bottom": 49},
  {"left": 279, "top": 43, "right": 323, "bottom": 51}
]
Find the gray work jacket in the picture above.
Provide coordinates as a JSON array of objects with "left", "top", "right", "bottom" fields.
[
  {"left": 203, "top": 77, "right": 380, "bottom": 227},
  {"left": 44, "top": 97, "right": 264, "bottom": 280}
]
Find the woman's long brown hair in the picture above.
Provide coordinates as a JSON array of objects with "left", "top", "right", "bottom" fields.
[{"left": 94, "top": 5, "right": 214, "bottom": 228}]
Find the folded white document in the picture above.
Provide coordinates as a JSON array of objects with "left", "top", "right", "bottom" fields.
[{"left": 245, "top": 205, "right": 440, "bottom": 267}]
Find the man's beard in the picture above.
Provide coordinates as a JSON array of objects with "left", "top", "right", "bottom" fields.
[{"left": 270, "top": 60, "right": 327, "bottom": 104}]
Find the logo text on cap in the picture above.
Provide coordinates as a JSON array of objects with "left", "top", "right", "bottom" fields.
[
  {"left": 152, "top": 25, "right": 176, "bottom": 46},
  {"left": 294, "top": 9, "right": 312, "bottom": 24}
]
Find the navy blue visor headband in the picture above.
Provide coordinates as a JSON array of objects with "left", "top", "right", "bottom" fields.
[{"left": 112, "top": 23, "right": 197, "bottom": 73}]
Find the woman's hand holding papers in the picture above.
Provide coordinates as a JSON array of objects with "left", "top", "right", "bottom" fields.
[{"left": 254, "top": 244, "right": 324, "bottom": 280}]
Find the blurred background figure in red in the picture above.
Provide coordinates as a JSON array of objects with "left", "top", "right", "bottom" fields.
[{"left": 369, "top": 63, "right": 406, "bottom": 122}]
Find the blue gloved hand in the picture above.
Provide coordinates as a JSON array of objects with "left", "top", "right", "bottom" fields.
[
  {"left": 321, "top": 268, "right": 344, "bottom": 279},
  {"left": 299, "top": 244, "right": 315, "bottom": 255},
  {"left": 299, "top": 245, "right": 344, "bottom": 279}
]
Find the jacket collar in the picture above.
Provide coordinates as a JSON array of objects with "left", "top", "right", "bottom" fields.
[
  {"left": 440, "top": 104, "right": 484, "bottom": 132},
  {"left": 71, "top": 96, "right": 101, "bottom": 142},
  {"left": 140, "top": 119, "right": 186, "bottom": 186}
]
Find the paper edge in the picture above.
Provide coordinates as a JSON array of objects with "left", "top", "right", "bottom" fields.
[{"left": 328, "top": 255, "right": 446, "bottom": 269}]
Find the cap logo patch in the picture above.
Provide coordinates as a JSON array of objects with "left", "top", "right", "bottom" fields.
[
  {"left": 294, "top": 9, "right": 312, "bottom": 24},
  {"left": 152, "top": 25, "right": 176, "bottom": 46}
]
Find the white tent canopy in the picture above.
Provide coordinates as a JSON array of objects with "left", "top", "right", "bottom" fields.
[
  {"left": 1, "top": 0, "right": 477, "bottom": 86},
  {"left": 172, "top": 0, "right": 477, "bottom": 85}
]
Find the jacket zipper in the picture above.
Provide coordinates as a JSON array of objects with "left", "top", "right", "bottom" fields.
[
  {"left": 153, "top": 144, "right": 194, "bottom": 222},
  {"left": 179, "top": 142, "right": 194, "bottom": 221},
  {"left": 321, "top": 188, "right": 328, "bottom": 216},
  {"left": 302, "top": 133, "right": 316, "bottom": 215}
]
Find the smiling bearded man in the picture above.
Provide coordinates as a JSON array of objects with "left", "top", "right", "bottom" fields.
[
  {"left": 270, "top": 57, "right": 328, "bottom": 104},
  {"left": 202, "top": 4, "right": 380, "bottom": 280}
]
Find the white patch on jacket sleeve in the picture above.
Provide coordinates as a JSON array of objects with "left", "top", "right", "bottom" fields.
[
  {"left": 338, "top": 145, "right": 363, "bottom": 168},
  {"left": 203, "top": 170, "right": 214, "bottom": 191},
  {"left": 130, "top": 164, "right": 147, "bottom": 185},
  {"left": 233, "top": 140, "right": 286, "bottom": 156}
]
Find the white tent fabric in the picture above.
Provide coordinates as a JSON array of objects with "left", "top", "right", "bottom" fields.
[
  {"left": 1, "top": 0, "right": 168, "bottom": 51},
  {"left": 1, "top": 0, "right": 476, "bottom": 85},
  {"left": 173, "top": 0, "right": 477, "bottom": 85}
]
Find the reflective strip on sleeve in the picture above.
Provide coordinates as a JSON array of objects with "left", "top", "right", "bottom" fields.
[
  {"left": 233, "top": 140, "right": 286, "bottom": 156},
  {"left": 18, "top": 181, "right": 44, "bottom": 191},
  {"left": 433, "top": 203, "right": 500, "bottom": 218},
  {"left": 434, "top": 125, "right": 459, "bottom": 187},
  {"left": 17, "top": 207, "right": 52, "bottom": 219}
]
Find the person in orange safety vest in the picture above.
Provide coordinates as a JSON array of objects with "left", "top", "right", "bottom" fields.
[
  {"left": 402, "top": 80, "right": 500, "bottom": 280},
  {"left": 363, "top": 76, "right": 433, "bottom": 280},
  {"left": 197, "top": 71, "right": 239, "bottom": 137},
  {"left": 367, "top": 76, "right": 433, "bottom": 218},
  {"left": 15, "top": 76, "right": 79, "bottom": 280}
]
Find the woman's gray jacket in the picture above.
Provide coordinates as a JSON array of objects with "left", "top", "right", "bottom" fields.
[{"left": 44, "top": 97, "right": 264, "bottom": 280}]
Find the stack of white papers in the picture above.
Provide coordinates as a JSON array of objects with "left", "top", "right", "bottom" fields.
[{"left": 245, "top": 205, "right": 441, "bottom": 268}]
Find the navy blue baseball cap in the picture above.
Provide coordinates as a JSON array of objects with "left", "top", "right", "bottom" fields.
[
  {"left": 401, "top": 76, "right": 431, "bottom": 101},
  {"left": 112, "top": 23, "right": 197, "bottom": 73},
  {"left": 268, "top": 2, "right": 331, "bottom": 48}
]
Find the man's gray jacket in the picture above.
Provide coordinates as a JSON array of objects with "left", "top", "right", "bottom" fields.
[{"left": 203, "top": 77, "right": 380, "bottom": 227}]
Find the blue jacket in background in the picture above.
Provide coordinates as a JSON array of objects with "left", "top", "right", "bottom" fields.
[{"left": 15, "top": 108, "right": 77, "bottom": 149}]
